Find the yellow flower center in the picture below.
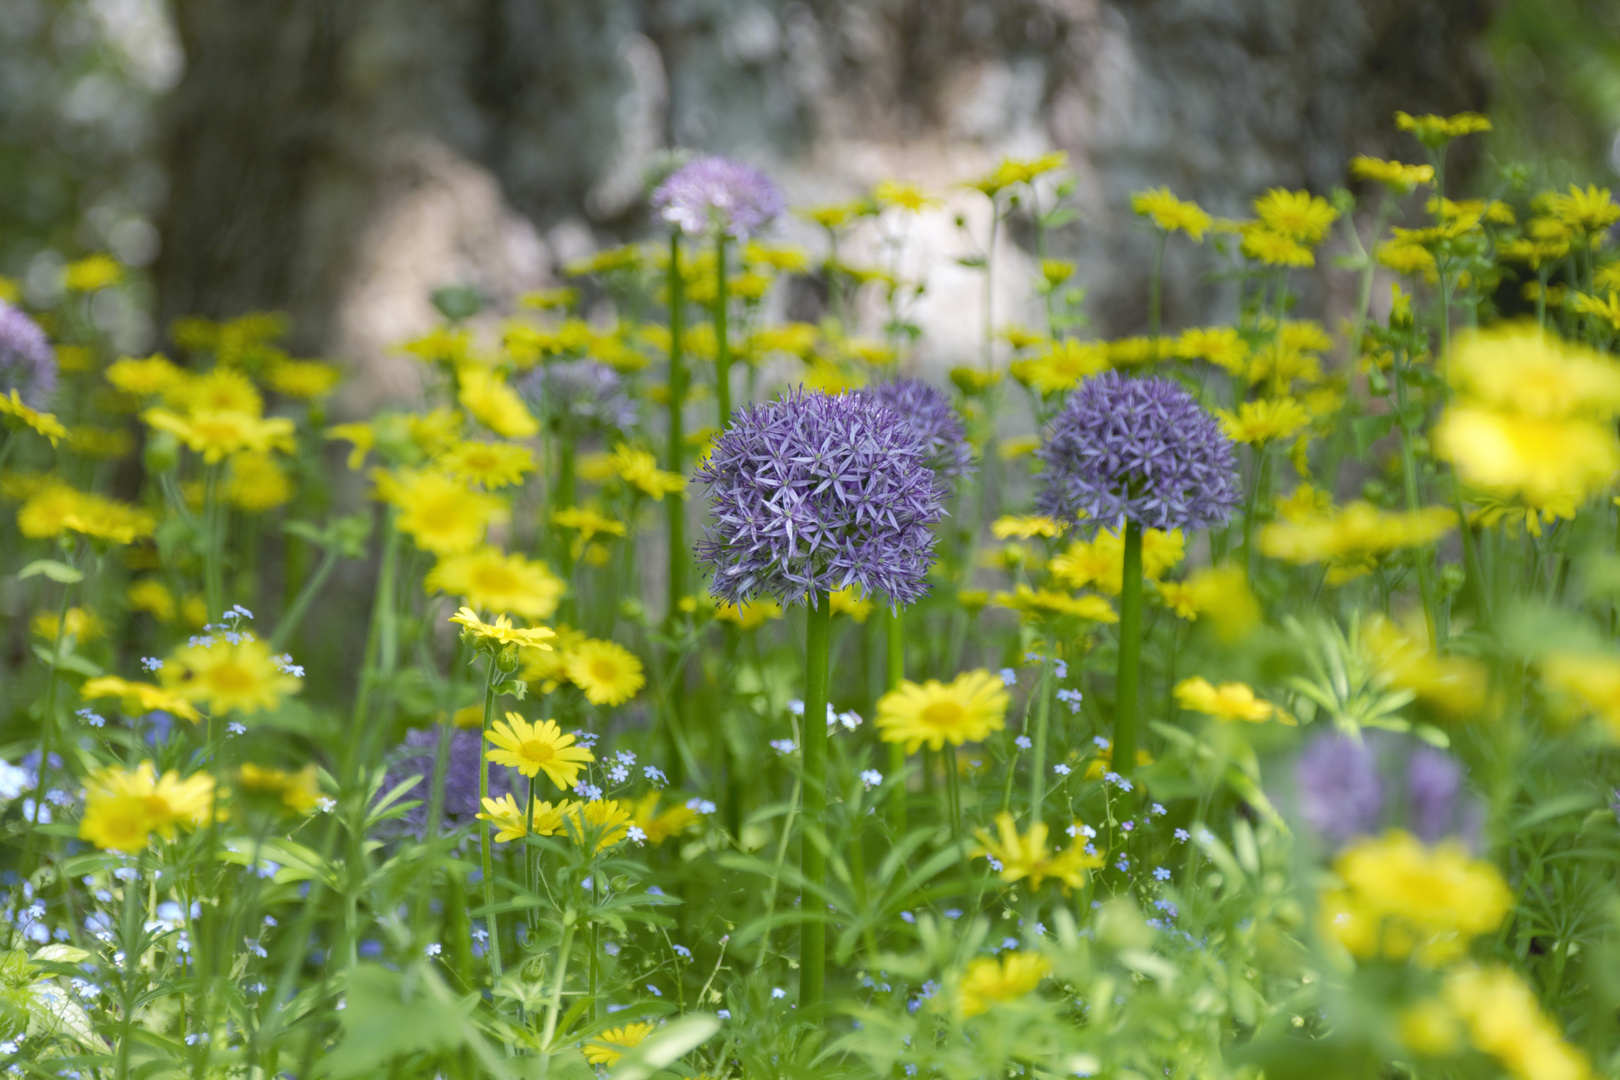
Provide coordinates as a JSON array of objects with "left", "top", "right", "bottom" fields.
[
  {"left": 590, "top": 658, "right": 621, "bottom": 683},
  {"left": 206, "top": 661, "right": 258, "bottom": 694},
  {"left": 472, "top": 565, "right": 521, "bottom": 592},
  {"left": 519, "top": 740, "right": 557, "bottom": 766},
  {"left": 919, "top": 701, "right": 966, "bottom": 730}
]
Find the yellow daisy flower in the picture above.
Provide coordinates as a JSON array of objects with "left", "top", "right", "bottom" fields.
[
  {"left": 609, "top": 444, "right": 685, "bottom": 500},
  {"left": 449, "top": 606, "right": 556, "bottom": 652},
  {"left": 426, "top": 547, "right": 565, "bottom": 621},
  {"left": 80, "top": 675, "right": 202, "bottom": 724},
  {"left": 0, "top": 390, "right": 67, "bottom": 444},
  {"left": 630, "top": 792, "right": 699, "bottom": 845},
  {"left": 142, "top": 408, "right": 295, "bottom": 464},
  {"left": 582, "top": 1022, "right": 656, "bottom": 1066},
  {"left": 79, "top": 763, "right": 216, "bottom": 854},
  {"left": 375, "top": 469, "right": 509, "bottom": 556},
  {"left": 1253, "top": 188, "right": 1339, "bottom": 245},
  {"left": 1173, "top": 676, "right": 1292, "bottom": 724},
  {"left": 561, "top": 799, "right": 633, "bottom": 851},
  {"left": 1130, "top": 187, "right": 1212, "bottom": 241},
  {"left": 225, "top": 451, "right": 294, "bottom": 512},
  {"left": 457, "top": 366, "right": 538, "bottom": 439},
  {"left": 438, "top": 440, "right": 536, "bottom": 489},
  {"left": 238, "top": 763, "right": 321, "bottom": 814},
  {"left": 972, "top": 812, "right": 1102, "bottom": 894},
  {"left": 563, "top": 639, "right": 645, "bottom": 706},
  {"left": 485, "top": 714, "right": 593, "bottom": 790},
  {"left": 477, "top": 793, "right": 567, "bottom": 843},
  {"left": 992, "top": 585, "right": 1117, "bottom": 624},
  {"left": 1216, "top": 397, "right": 1311, "bottom": 445},
  {"left": 876, "top": 669, "right": 1009, "bottom": 753},
  {"left": 958, "top": 951, "right": 1052, "bottom": 1018},
  {"left": 162, "top": 636, "right": 302, "bottom": 716},
  {"left": 265, "top": 359, "right": 342, "bottom": 400}
]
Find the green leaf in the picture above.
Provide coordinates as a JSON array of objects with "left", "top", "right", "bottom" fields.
[
  {"left": 18, "top": 559, "right": 83, "bottom": 584},
  {"left": 320, "top": 963, "right": 467, "bottom": 1077},
  {"left": 608, "top": 1015, "right": 720, "bottom": 1080},
  {"left": 1350, "top": 414, "right": 1395, "bottom": 456},
  {"left": 26, "top": 981, "right": 109, "bottom": 1053},
  {"left": 30, "top": 945, "right": 90, "bottom": 967},
  {"left": 30, "top": 644, "right": 102, "bottom": 678}
]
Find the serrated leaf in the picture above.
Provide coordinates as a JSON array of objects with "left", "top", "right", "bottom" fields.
[{"left": 18, "top": 560, "right": 83, "bottom": 584}]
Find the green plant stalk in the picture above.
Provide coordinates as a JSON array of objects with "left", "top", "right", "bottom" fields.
[
  {"left": 666, "top": 230, "right": 688, "bottom": 615},
  {"left": 540, "top": 917, "right": 576, "bottom": 1053},
  {"left": 715, "top": 234, "right": 732, "bottom": 429},
  {"left": 477, "top": 658, "right": 504, "bottom": 985},
  {"left": 1113, "top": 520, "right": 1144, "bottom": 786},
  {"left": 270, "top": 541, "right": 342, "bottom": 651},
  {"left": 884, "top": 607, "right": 906, "bottom": 835},
  {"left": 1027, "top": 633, "right": 1053, "bottom": 822},
  {"left": 800, "top": 592, "right": 831, "bottom": 1012},
  {"left": 347, "top": 510, "right": 400, "bottom": 758},
  {"left": 983, "top": 198, "right": 999, "bottom": 370},
  {"left": 1390, "top": 346, "right": 1440, "bottom": 644}
]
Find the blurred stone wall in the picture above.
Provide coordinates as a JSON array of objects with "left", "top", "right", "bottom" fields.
[{"left": 153, "top": 0, "right": 1495, "bottom": 408}]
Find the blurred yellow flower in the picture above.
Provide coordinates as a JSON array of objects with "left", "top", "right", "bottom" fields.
[
  {"left": 164, "top": 636, "right": 301, "bottom": 716},
  {"left": 63, "top": 254, "right": 121, "bottom": 293},
  {"left": 1349, "top": 156, "right": 1434, "bottom": 191},
  {"left": 1173, "top": 677, "right": 1292, "bottom": 724},
  {"left": 1394, "top": 110, "right": 1491, "bottom": 147},
  {"left": 1175, "top": 326, "right": 1249, "bottom": 374},
  {"left": 225, "top": 451, "right": 293, "bottom": 512},
  {"left": 449, "top": 606, "right": 555, "bottom": 651},
  {"left": 1254, "top": 188, "right": 1339, "bottom": 245},
  {"left": 1442, "top": 966, "right": 1593, "bottom": 1080},
  {"left": 1217, "top": 397, "right": 1310, "bottom": 445},
  {"left": 1131, "top": 187, "right": 1212, "bottom": 241},
  {"left": 609, "top": 443, "right": 685, "bottom": 500},
  {"left": 563, "top": 639, "right": 645, "bottom": 706},
  {"left": 426, "top": 547, "right": 564, "bottom": 620},
  {"left": 79, "top": 763, "right": 215, "bottom": 853},
  {"left": 106, "top": 355, "right": 186, "bottom": 398},
  {"left": 143, "top": 409, "right": 295, "bottom": 464},
  {"left": 266, "top": 359, "right": 342, "bottom": 400},
  {"left": 958, "top": 951, "right": 1052, "bottom": 1018},
  {"left": 31, "top": 606, "right": 104, "bottom": 643},
  {"left": 238, "top": 763, "right": 321, "bottom": 814},
  {"left": 375, "top": 469, "right": 508, "bottom": 555},
  {"left": 582, "top": 1022, "right": 656, "bottom": 1066},
  {"left": 0, "top": 391, "right": 67, "bottom": 444},
  {"left": 991, "top": 514, "right": 1062, "bottom": 540},
  {"left": 876, "top": 669, "right": 1009, "bottom": 752},
  {"left": 993, "top": 585, "right": 1117, "bottom": 623},
  {"left": 457, "top": 366, "right": 538, "bottom": 439},
  {"left": 81, "top": 675, "right": 201, "bottom": 724},
  {"left": 437, "top": 440, "right": 536, "bottom": 489},
  {"left": 829, "top": 585, "right": 874, "bottom": 622}
]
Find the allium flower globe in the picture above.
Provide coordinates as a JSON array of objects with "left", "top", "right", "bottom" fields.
[
  {"left": 651, "top": 156, "right": 785, "bottom": 240},
  {"left": 518, "top": 359, "right": 636, "bottom": 433},
  {"left": 694, "top": 389, "right": 945, "bottom": 608},
  {"left": 384, "top": 727, "right": 513, "bottom": 838},
  {"left": 859, "top": 378, "right": 975, "bottom": 482},
  {"left": 0, "top": 301, "right": 56, "bottom": 409},
  {"left": 1036, "top": 372, "right": 1239, "bottom": 532}
]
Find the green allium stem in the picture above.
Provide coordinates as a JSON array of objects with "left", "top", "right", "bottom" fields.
[
  {"left": 800, "top": 591, "right": 831, "bottom": 1013},
  {"left": 715, "top": 234, "right": 732, "bottom": 429},
  {"left": 666, "top": 230, "right": 688, "bottom": 615},
  {"left": 884, "top": 607, "right": 907, "bottom": 836},
  {"left": 1113, "top": 520, "right": 1144, "bottom": 786},
  {"left": 541, "top": 917, "right": 576, "bottom": 1052}
]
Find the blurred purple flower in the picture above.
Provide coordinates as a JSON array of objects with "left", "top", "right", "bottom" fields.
[
  {"left": 0, "top": 301, "right": 56, "bottom": 410},
  {"left": 651, "top": 156, "right": 784, "bottom": 240},
  {"left": 859, "top": 378, "right": 975, "bottom": 483},
  {"left": 694, "top": 388, "right": 945, "bottom": 608},
  {"left": 1295, "top": 732, "right": 1383, "bottom": 846},
  {"left": 518, "top": 359, "right": 636, "bottom": 434},
  {"left": 383, "top": 726, "right": 512, "bottom": 838},
  {"left": 1035, "top": 371, "right": 1239, "bottom": 533},
  {"left": 1405, "top": 746, "right": 1462, "bottom": 843}
]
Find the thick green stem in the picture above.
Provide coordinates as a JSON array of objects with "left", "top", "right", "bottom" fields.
[
  {"left": 714, "top": 235, "right": 732, "bottom": 429},
  {"left": 799, "top": 593, "right": 831, "bottom": 1012},
  {"left": 1113, "top": 521, "right": 1144, "bottom": 786},
  {"left": 477, "top": 661, "right": 504, "bottom": 984},
  {"left": 666, "top": 230, "right": 688, "bottom": 615},
  {"left": 884, "top": 608, "right": 906, "bottom": 835}
]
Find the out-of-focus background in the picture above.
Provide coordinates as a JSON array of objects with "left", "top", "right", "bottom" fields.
[{"left": 3, "top": 0, "right": 1617, "bottom": 409}]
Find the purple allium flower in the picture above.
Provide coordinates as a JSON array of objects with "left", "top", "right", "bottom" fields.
[
  {"left": 651, "top": 156, "right": 785, "bottom": 240},
  {"left": 383, "top": 727, "right": 512, "bottom": 838},
  {"left": 1035, "top": 372, "right": 1239, "bottom": 532},
  {"left": 1405, "top": 745, "right": 1481, "bottom": 847},
  {"left": 517, "top": 359, "right": 636, "bottom": 434},
  {"left": 1295, "top": 732, "right": 1383, "bottom": 846},
  {"left": 0, "top": 301, "right": 56, "bottom": 409},
  {"left": 693, "top": 388, "right": 946, "bottom": 608},
  {"left": 858, "top": 378, "right": 975, "bottom": 482}
]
